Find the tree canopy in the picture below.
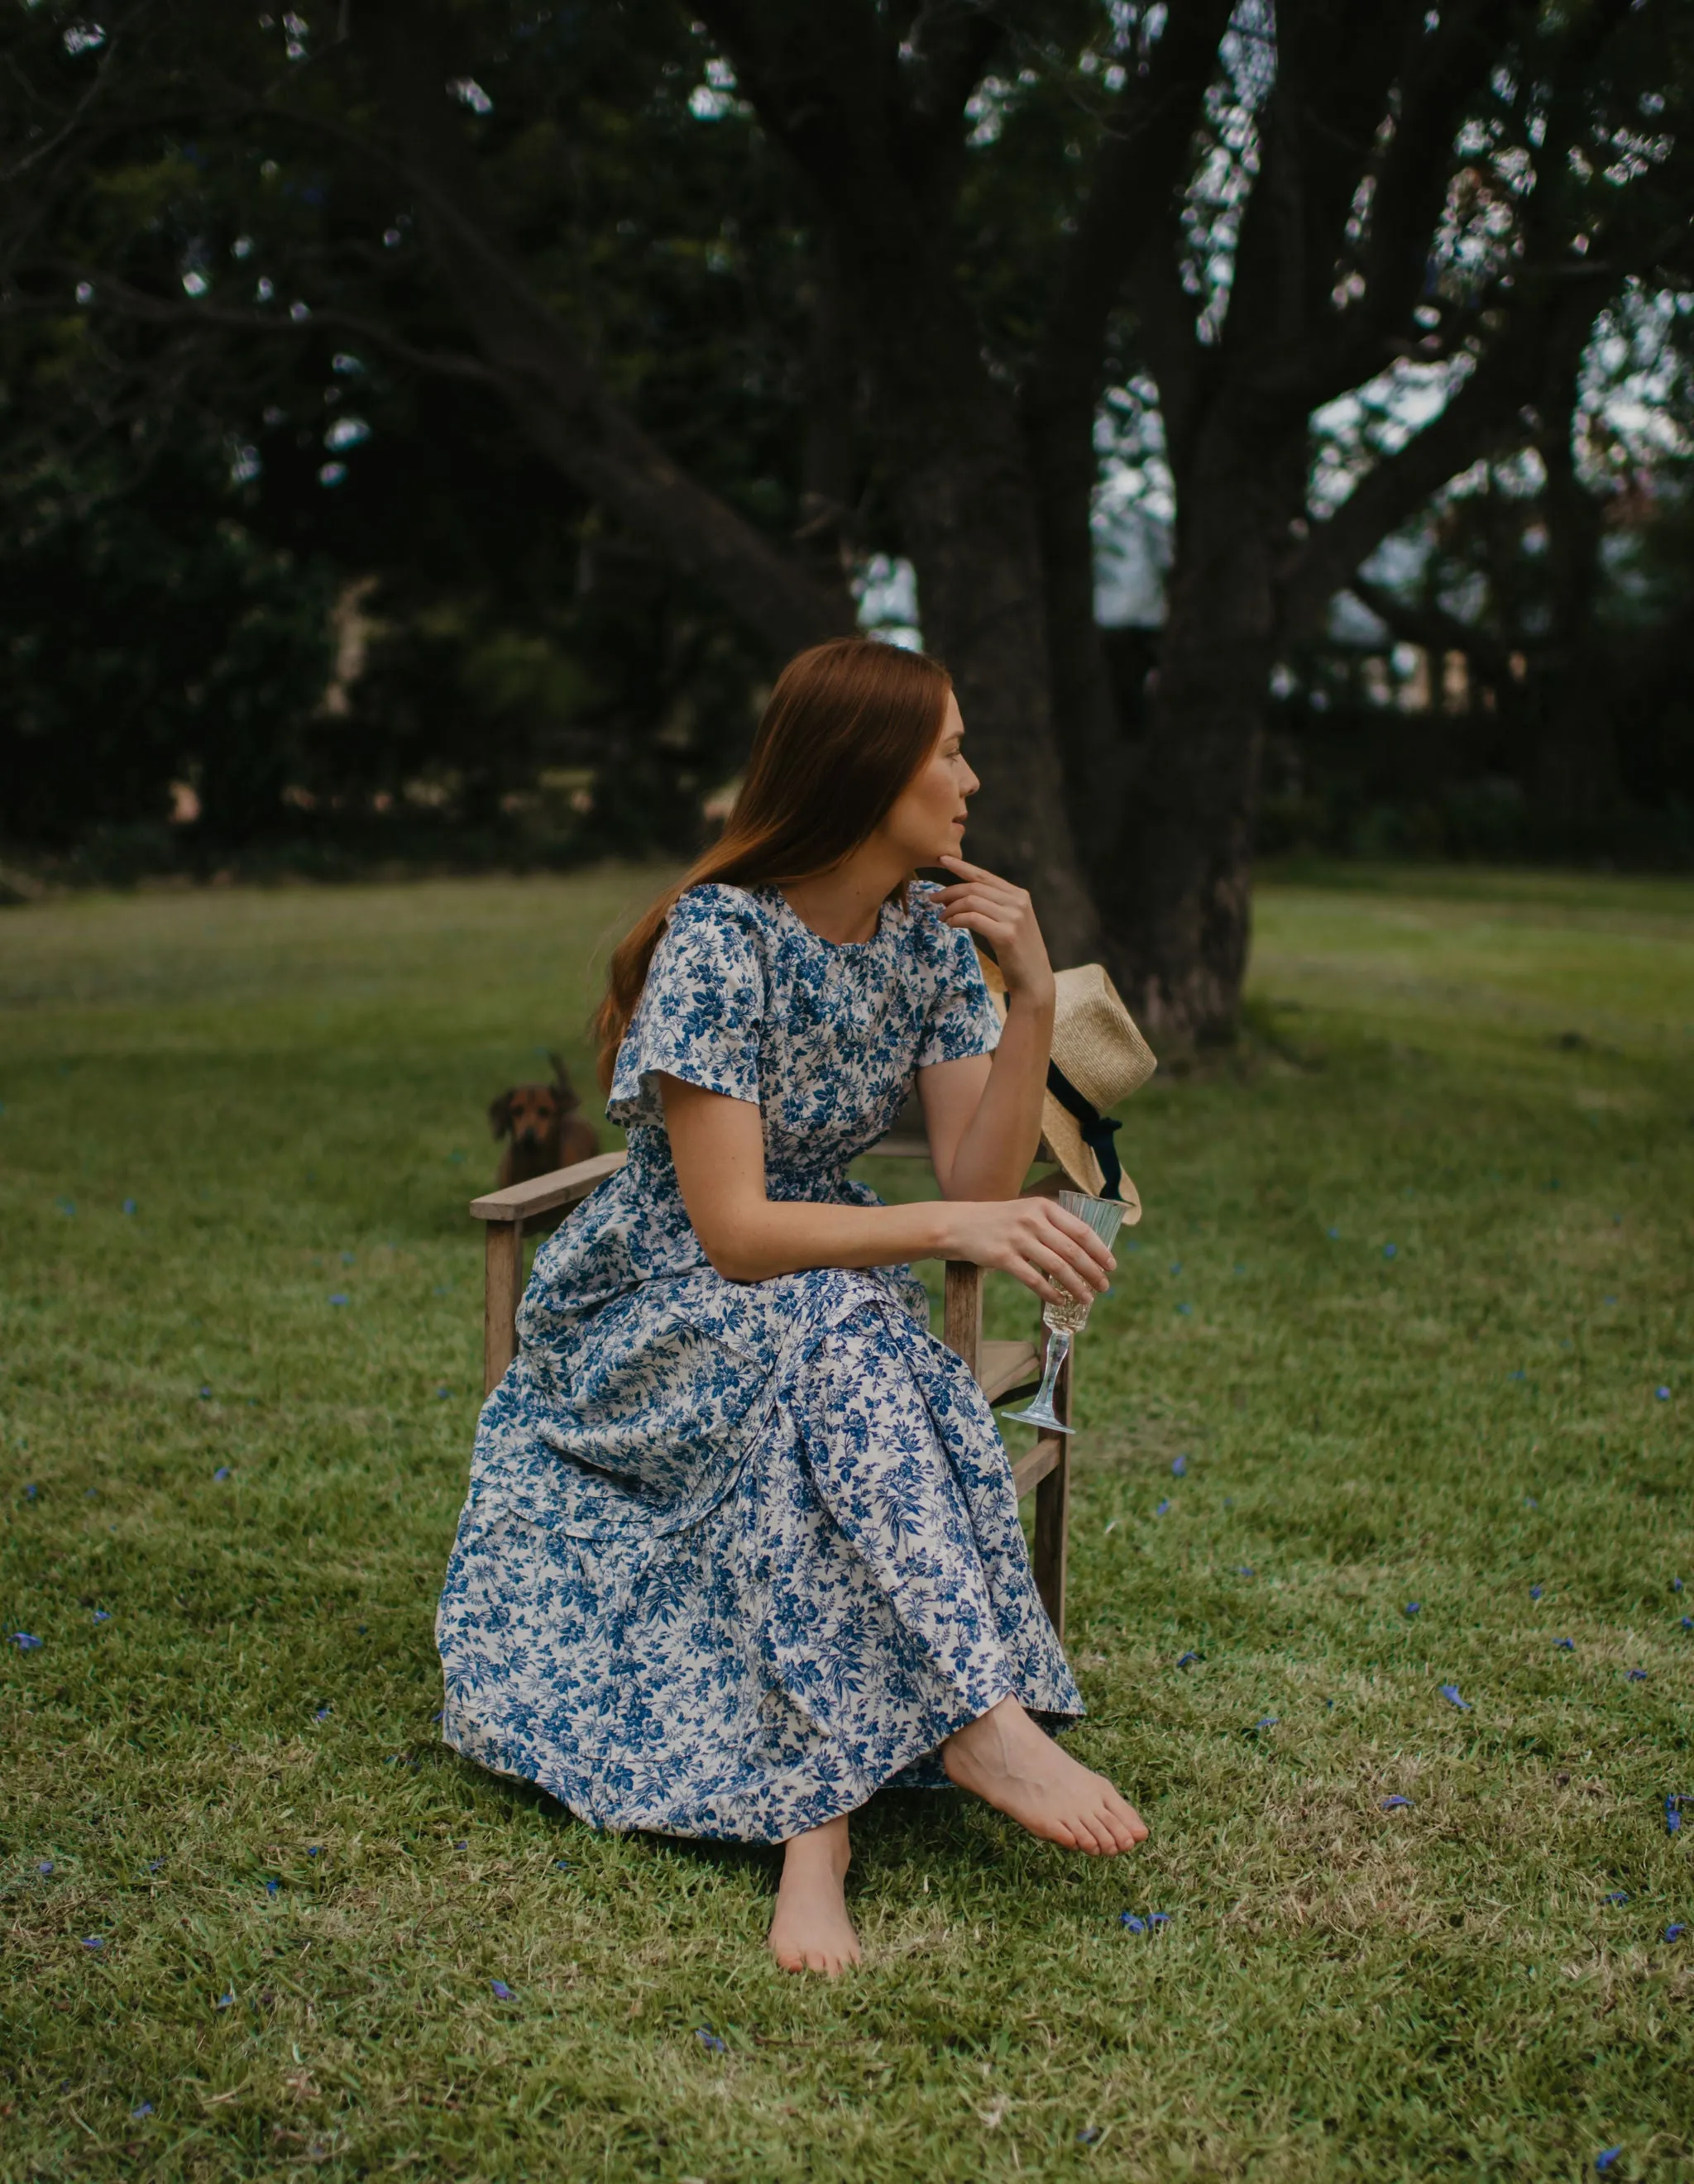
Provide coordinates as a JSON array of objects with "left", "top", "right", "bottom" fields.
[{"left": 4, "top": 1, "right": 1691, "bottom": 1026}]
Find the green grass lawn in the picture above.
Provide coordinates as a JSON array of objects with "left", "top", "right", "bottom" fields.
[{"left": 2, "top": 864, "right": 1692, "bottom": 2182}]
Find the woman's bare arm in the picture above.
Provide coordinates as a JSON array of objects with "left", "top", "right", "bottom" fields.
[{"left": 658, "top": 1076, "right": 1113, "bottom": 1308}]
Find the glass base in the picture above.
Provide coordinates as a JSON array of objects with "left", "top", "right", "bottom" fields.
[{"left": 999, "top": 1398, "right": 1074, "bottom": 1435}]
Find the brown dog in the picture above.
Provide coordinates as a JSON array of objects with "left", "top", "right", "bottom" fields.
[{"left": 488, "top": 1054, "right": 599, "bottom": 1207}]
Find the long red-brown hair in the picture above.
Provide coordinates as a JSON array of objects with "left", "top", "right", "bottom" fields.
[{"left": 594, "top": 637, "right": 953, "bottom": 1088}]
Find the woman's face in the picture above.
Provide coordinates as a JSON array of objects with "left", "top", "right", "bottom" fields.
[{"left": 876, "top": 693, "right": 979, "bottom": 867}]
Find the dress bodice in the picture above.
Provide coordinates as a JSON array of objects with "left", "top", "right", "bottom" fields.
[{"left": 514, "top": 878, "right": 1001, "bottom": 1355}]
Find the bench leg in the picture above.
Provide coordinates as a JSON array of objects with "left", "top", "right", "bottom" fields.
[
  {"left": 1031, "top": 1331, "right": 1071, "bottom": 1641},
  {"left": 942, "top": 1259, "right": 983, "bottom": 1378},
  {"left": 483, "top": 1218, "right": 524, "bottom": 1397}
]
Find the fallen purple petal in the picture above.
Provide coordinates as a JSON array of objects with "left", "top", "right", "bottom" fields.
[
  {"left": 1438, "top": 1685, "right": 1472, "bottom": 1710},
  {"left": 213, "top": 1466, "right": 231, "bottom": 1482},
  {"left": 1119, "top": 1913, "right": 1146, "bottom": 1933},
  {"left": 122, "top": 1199, "right": 136, "bottom": 1216},
  {"left": 1404, "top": 1602, "right": 1421, "bottom": 1617},
  {"left": 82, "top": 1936, "right": 103, "bottom": 1949},
  {"left": 1381, "top": 1795, "right": 1413, "bottom": 1810},
  {"left": 1657, "top": 1386, "right": 1671, "bottom": 1401},
  {"left": 1238, "top": 1566, "right": 1255, "bottom": 1579},
  {"left": 1171, "top": 1455, "right": 1187, "bottom": 1476},
  {"left": 1665, "top": 1924, "right": 1686, "bottom": 1943},
  {"left": 1626, "top": 1669, "right": 1648, "bottom": 1682},
  {"left": 1529, "top": 1585, "right": 1543, "bottom": 1601},
  {"left": 215, "top": 1990, "right": 234, "bottom": 2008},
  {"left": 1148, "top": 1911, "right": 1170, "bottom": 1924},
  {"left": 1668, "top": 1796, "right": 1683, "bottom": 1835},
  {"left": 1176, "top": 1651, "right": 1199, "bottom": 1668},
  {"left": 92, "top": 1609, "right": 111, "bottom": 1623},
  {"left": 1596, "top": 2153, "right": 1622, "bottom": 2175},
  {"left": 1383, "top": 1242, "right": 1397, "bottom": 1259},
  {"left": 1556, "top": 1638, "right": 1575, "bottom": 1651},
  {"left": 1252, "top": 1717, "right": 1279, "bottom": 1732},
  {"left": 1605, "top": 1891, "right": 1629, "bottom": 1904},
  {"left": 490, "top": 1980, "right": 514, "bottom": 2000},
  {"left": 37, "top": 1860, "right": 53, "bottom": 1875},
  {"left": 1155, "top": 1498, "right": 1171, "bottom": 1517},
  {"left": 695, "top": 2026, "right": 726, "bottom": 2051},
  {"left": 264, "top": 1879, "right": 280, "bottom": 1895},
  {"left": 131, "top": 2101, "right": 153, "bottom": 2119},
  {"left": 329, "top": 1293, "right": 350, "bottom": 1307},
  {"left": 12, "top": 1632, "right": 42, "bottom": 1651}
]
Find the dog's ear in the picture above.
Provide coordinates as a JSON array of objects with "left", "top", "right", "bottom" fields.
[
  {"left": 548, "top": 1051, "right": 579, "bottom": 1111},
  {"left": 487, "top": 1092, "right": 514, "bottom": 1138}
]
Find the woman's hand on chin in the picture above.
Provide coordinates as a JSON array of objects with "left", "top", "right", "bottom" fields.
[
  {"left": 940, "top": 1197, "right": 1113, "bottom": 1312},
  {"left": 932, "top": 856, "right": 1055, "bottom": 1012}
]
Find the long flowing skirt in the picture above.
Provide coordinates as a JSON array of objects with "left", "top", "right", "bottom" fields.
[{"left": 438, "top": 1270, "right": 1082, "bottom": 1843}]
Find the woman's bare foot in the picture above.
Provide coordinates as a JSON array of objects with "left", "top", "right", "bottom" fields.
[
  {"left": 768, "top": 1812, "right": 861, "bottom": 1976},
  {"left": 943, "top": 1696, "right": 1149, "bottom": 1854}
]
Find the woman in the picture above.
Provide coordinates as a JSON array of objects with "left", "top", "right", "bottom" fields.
[{"left": 438, "top": 638, "right": 1148, "bottom": 1976}]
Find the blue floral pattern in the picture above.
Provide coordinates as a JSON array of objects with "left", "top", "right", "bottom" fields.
[{"left": 437, "top": 881, "right": 1083, "bottom": 1842}]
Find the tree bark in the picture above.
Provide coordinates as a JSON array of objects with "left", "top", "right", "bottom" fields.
[
  {"left": 699, "top": 0, "right": 1103, "bottom": 968},
  {"left": 1102, "top": 423, "right": 1304, "bottom": 1044}
]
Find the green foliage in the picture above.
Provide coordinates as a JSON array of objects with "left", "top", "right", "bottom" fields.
[
  {"left": 2, "top": 864, "right": 1692, "bottom": 2178},
  {"left": 0, "top": 450, "right": 337, "bottom": 855}
]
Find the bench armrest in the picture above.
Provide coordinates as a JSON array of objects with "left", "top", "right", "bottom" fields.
[{"left": 469, "top": 1150, "right": 629, "bottom": 1224}]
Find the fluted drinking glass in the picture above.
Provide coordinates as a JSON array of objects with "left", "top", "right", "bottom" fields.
[{"left": 1000, "top": 1189, "right": 1126, "bottom": 1435}]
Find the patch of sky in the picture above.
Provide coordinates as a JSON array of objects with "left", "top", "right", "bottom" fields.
[
  {"left": 689, "top": 57, "right": 746, "bottom": 122},
  {"left": 853, "top": 554, "right": 923, "bottom": 652}
]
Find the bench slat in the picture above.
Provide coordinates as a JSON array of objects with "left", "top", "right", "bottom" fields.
[
  {"left": 979, "top": 1338, "right": 1040, "bottom": 1406},
  {"left": 1011, "top": 1439, "right": 1061, "bottom": 1498}
]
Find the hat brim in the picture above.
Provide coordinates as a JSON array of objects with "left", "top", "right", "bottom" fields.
[{"left": 1039, "top": 1102, "right": 1141, "bottom": 1219}]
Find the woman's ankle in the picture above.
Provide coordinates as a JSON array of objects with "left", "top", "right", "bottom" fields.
[{"left": 781, "top": 1810, "right": 852, "bottom": 1881}]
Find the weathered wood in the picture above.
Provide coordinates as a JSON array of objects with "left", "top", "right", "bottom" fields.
[
  {"left": 979, "top": 1337, "right": 1040, "bottom": 1407},
  {"left": 941, "top": 1261, "right": 983, "bottom": 1379},
  {"left": 1031, "top": 1332, "right": 1072, "bottom": 1638},
  {"left": 470, "top": 1149, "right": 627, "bottom": 1225},
  {"left": 483, "top": 1219, "right": 524, "bottom": 1397},
  {"left": 1010, "top": 1439, "right": 1060, "bottom": 1499}
]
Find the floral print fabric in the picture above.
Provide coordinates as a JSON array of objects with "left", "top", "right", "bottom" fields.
[{"left": 437, "top": 881, "right": 1084, "bottom": 1842}]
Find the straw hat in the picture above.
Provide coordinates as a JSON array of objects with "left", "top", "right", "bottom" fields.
[{"left": 977, "top": 953, "right": 1156, "bottom": 1211}]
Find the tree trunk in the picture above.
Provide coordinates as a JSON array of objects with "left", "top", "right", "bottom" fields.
[
  {"left": 1097, "top": 432, "right": 1299, "bottom": 1045},
  {"left": 894, "top": 440, "right": 1104, "bottom": 973}
]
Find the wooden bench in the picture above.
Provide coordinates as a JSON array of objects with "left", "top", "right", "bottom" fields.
[{"left": 470, "top": 1136, "right": 1075, "bottom": 1636}]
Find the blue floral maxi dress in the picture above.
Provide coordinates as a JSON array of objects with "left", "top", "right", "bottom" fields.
[{"left": 437, "top": 881, "right": 1084, "bottom": 1843}]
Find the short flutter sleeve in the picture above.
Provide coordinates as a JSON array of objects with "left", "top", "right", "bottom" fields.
[
  {"left": 608, "top": 887, "right": 766, "bottom": 1129},
  {"left": 912, "top": 893, "right": 1003, "bottom": 1069}
]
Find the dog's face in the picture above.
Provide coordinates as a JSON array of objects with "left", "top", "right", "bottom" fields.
[{"left": 489, "top": 1085, "right": 560, "bottom": 1147}]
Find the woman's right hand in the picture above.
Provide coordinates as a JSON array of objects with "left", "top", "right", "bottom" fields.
[{"left": 940, "top": 1197, "right": 1115, "bottom": 1312}]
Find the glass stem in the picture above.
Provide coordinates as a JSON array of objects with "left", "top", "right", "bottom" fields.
[{"left": 1028, "top": 1324, "right": 1071, "bottom": 1422}]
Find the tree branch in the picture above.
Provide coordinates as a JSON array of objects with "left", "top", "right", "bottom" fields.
[
  {"left": 1022, "top": 0, "right": 1234, "bottom": 436},
  {"left": 1279, "top": 270, "right": 1607, "bottom": 638},
  {"left": 1346, "top": 572, "right": 1515, "bottom": 685},
  {"left": 8, "top": 265, "right": 504, "bottom": 389},
  {"left": 352, "top": 0, "right": 852, "bottom": 657}
]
